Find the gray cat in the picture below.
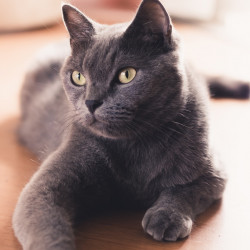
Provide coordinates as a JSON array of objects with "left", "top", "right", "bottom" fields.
[{"left": 13, "top": 0, "right": 228, "bottom": 249}]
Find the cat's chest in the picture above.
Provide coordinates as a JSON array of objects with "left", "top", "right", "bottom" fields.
[{"left": 108, "top": 141, "right": 167, "bottom": 200}]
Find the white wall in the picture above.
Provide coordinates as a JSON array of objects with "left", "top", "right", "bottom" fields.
[
  {"left": 161, "top": 0, "right": 218, "bottom": 21},
  {"left": 161, "top": 0, "right": 250, "bottom": 22}
]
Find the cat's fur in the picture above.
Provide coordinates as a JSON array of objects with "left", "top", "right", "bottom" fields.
[{"left": 13, "top": 0, "right": 227, "bottom": 249}]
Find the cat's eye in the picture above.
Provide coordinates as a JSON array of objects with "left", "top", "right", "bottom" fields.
[
  {"left": 71, "top": 71, "right": 86, "bottom": 86},
  {"left": 118, "top": 68, "right": 136, "bottom": 84}
]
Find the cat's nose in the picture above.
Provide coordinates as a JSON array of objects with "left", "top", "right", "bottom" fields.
[{"left": 85, "top": 100, "right": 103, "bottom": 114}]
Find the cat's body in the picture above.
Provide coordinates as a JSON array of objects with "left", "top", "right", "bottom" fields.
[
  {"left": 18, "top": 40, "right": 70, "bottom": 160},
  {"left": 13, "top": 1, "right": 227, "bottom": 249}
]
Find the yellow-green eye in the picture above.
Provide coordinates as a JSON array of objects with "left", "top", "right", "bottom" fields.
[
  {"left": 71, "top": 71, "right": 86, "bottom": 86},
  {"left": 118, "top": 68, "right": 136, "bottom": 84}
]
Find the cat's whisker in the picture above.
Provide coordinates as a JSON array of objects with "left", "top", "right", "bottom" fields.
[
  {"left": 126, "top": 121, "right": 149, "bottom": 148},
  {"left": 129, "top": 119, "right": 169, "bottom": 150}
]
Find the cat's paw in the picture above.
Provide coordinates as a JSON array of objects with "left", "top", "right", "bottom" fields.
[{"left": 142, "top": 207, "right": 193, "bottom": 241}]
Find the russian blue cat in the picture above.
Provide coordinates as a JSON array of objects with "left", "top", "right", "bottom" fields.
[{"left": 13, "top": 0, "right": 228, "bottom": 249}]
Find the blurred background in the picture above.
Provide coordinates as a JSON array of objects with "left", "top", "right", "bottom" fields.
[
  {"left": 1, "top": 0, "right": 250, "bottom": 27},
  {"left": 1, "top": 0, "right": 250, "bottom": 80}
]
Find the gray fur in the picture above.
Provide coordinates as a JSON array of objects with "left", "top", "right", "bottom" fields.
[{"left": 13, "top": 0, "right": 226, "bottom": 249}]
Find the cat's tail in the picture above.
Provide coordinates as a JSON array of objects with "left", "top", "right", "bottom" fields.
[{"left": 206, "top": 76, "right": 250, "bottom": 99}]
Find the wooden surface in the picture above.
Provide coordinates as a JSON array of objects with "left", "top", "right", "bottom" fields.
[{"left": 0, "top": 5, "right": 250, "bottom": 250}]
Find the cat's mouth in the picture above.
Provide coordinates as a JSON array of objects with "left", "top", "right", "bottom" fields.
[{"left": 84, "top": 113, "right": 96, "bottom": 126}]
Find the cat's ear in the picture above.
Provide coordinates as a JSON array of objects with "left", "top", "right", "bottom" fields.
[
  {"left": 124, "top": 0, "right": 172, "bottom": 46},
  {"left": 62, "top": 4, "right": 95, "bottom": 42}
]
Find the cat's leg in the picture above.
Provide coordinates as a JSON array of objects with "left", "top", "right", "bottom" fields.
[
  {"left": 13, "top": 144, "right": 111, "bottom": 250},
  {"left": 142, "top": 170, "right": 226, "bottom": 241}
]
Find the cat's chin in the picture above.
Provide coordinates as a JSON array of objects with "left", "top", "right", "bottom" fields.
[
  {"left": 81, "top": 113, "right": 135, "bottom": 139},
  {"left": 85, "top": 120, "right": 132, "bottom": 140},
  {"left": 87, "top": 123, "right": 129, "bottom": 140}
]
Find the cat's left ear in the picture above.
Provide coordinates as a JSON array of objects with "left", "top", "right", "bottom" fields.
[
  {"left": 124, "top": 0, "right": 172, "bottom": 47},
  {"left": 62, "top": 4, "right": 95, "bottom": 42}
]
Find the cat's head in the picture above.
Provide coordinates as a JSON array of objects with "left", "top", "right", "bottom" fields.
[{"left": 61, "top": 0, "right": 187, "bottom": 139}]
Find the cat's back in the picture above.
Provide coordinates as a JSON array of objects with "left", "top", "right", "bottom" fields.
[
  {"left": 20, "top": 40, "right": 70, "bottom": 108},
  {"left": 18, "top": 40, "right": 71, "bottom": 160}
]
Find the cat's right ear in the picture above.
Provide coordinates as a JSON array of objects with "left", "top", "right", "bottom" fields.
[{"left": 62, "top": 4, "right": 95, "bottom": 42}]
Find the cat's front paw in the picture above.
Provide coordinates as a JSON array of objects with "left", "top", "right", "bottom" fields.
[{"left": 142, "top": 207, "right": 193, "bottom": 241}]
